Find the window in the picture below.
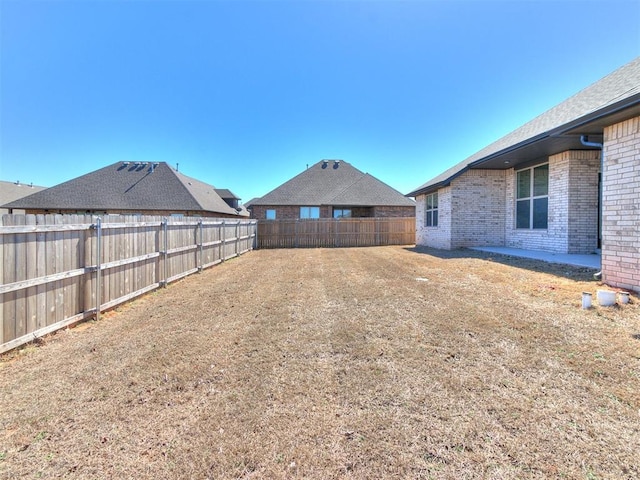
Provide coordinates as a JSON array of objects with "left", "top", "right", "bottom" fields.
[
  {"left": 333, "top": 208, "right": 351, "bottom": 218},
  {"left": 425, "top": 193, "right": 438, "bottom": 227},
  {"left": 300, "top": 206, "right": 320, "bottom": 219},
  {"left": 266, "top": 209, "right": 276, "bottom": 220},
  {"left": 516, "top": 164, "right": 548, "bottom": 229}
]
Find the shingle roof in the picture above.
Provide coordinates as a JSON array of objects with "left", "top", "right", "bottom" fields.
[
  {"left": 0, "top": 181, "right": 47, "bottom": 206},
  {"left": 252, "top": 160, "right": 415, "bottom": 207},
  {"left": 407, "top": 56, "right": 640, "bottom": 197},
  {"left": 242, "top": 197, "right": 259, "bottom": 208},
  {"left": 214, "top": 189, "right": 240, "bottom": 200},
  {"left": 2, "top": 161, "right": 245, "bottom": 216}
]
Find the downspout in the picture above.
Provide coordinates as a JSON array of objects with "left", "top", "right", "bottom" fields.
[{"left": 580, "top": 135, "right": 603, "bottom": 279}]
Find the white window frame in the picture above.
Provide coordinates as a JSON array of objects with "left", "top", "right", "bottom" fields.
[
  {"left": 516, "top": 163, "right": 549, "bottom": 229},
  {"left": 425, "top": 192, "right": 438, "bottom": 227}
]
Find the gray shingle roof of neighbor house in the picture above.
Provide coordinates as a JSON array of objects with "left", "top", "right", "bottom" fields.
[
  {"left": 251, "top": 160, "right": 416, "bottom": 207},
  {"left": 242, "top": 197, "right": 259, "bottom": 208},
  {"left": 2, "top": 161, "right": 247, "bottom": 217},
  {"left": 0, "top": 180, "right": 47, "bottom": 206},
  {"left": 214, "top": 189, "right": 241, "bottom": 200},
  {"left": 407, "top": 56, "right": 640, "bottom": 197}
]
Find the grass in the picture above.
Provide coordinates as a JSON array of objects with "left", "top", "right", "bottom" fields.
[{"left": 1, "top": 246, "right": 639, "bottom": 479}]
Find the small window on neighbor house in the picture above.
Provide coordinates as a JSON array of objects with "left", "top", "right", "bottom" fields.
[
  {"left": 300, "top": 206, "right": 320, "bottom": 219},
  {"left": 425, "top": 192, "right": 438, "bottom": 227},
  {"left": 333, "top": 208, "right": 351, "bottom": 218},
  {"left": 516, "top": 164, "right": 548, "bottom": 229},
  {"left": 266, "top": 209, "right": 276, "bottom": 220}
]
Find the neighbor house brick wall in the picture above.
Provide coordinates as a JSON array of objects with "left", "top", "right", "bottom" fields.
[
  {"left": 601, "top": 116, "right": 640, "bottom": 292},
  {"left": 505, "top": 151, "right": 598, "bottom": 254},
  {"left": 450, "top": 169, "right": 506, "bottom": 248},
  {"left": 415, "top": 186, "right": 452, "bottom": 249},
  {"left": 251, "top": 205, "right": 414, "bottom": 219},
  {"left": 250, "top": 205, "right": 330, "bottom": 220},
  {"left": 372, "top": 206, "right": 415, "bottom": 217}
]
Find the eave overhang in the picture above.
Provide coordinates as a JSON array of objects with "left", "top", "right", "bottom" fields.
[{"left": 407, "top": 92, "right": 640, "bottom": 198}]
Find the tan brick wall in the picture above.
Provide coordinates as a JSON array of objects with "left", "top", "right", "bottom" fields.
[
  {"left": 416, "top": 152, "right": 599, "bottom": 253},
  {"left": 602, "top": 116, "right": 640, "bottom": 292},
  {"left": 505, "top": 151, "right": 599, "bottom": 254},
  {"left": 450, "top": 169, "right": 506, "bottom": 248},
  {"left": 567, "top": 151, "right": 600, "bottom": 253},
  {"left": 415, "top": 186, "right": 452, "bottom": 249}
]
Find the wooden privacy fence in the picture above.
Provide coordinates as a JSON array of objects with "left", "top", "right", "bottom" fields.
[
  {"left": 0, "top": 214, "right": 257, "bottom": 353},
  {"left": 257, "top": 217, "right": 415, "bottom": 249}
]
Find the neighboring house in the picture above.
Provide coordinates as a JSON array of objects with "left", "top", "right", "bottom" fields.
[
  {"left": 407, "top": 57, "right": 640, "bottom": 292},
  {"left": 0, "top": 180, "right": 47, "bottom": 214},
  {"left": 250, "top": 159, "right": 415, "bottom": 219},
  {"left": 2, "top": 161, "right": 248, "bottom": 218}
]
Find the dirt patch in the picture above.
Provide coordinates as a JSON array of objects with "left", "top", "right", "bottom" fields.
[{"left": 1, "top": 247, "right": 639, "bottom": 479}]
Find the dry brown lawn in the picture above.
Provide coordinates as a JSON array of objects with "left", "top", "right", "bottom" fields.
[{"left": 1, "top": 246, "right": 639, "bottom": 479}]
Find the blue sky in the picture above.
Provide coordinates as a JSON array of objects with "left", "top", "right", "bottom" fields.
[{"left": 1, "top": 0, "right": 639, "bottom": 202}]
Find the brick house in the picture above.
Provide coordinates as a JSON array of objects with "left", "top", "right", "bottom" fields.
[
  {"left": 408, "top": 57, "right": 640, "bottom": 292},
  {"left": 0, "top": 180, "right": 47, "bottom": 214},
  {"left": 250, "top": 159, "right": 415, "bottom": 220},
  {"left": 2, "top": 161, "right": 248, "bottom": 218}
]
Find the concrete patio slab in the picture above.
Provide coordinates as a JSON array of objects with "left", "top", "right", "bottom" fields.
[{"left": 469, "top": 246, "right": 601, "bottom": 269}]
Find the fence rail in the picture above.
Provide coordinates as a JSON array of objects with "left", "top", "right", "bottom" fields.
[
  {"left": 257, "top": 217, "right": 415, "bottom": 249},
  {"left": 1, "top": 214, "right": 257, "bottom": 353}
]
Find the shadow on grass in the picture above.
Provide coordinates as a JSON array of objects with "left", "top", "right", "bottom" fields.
[{"left": 404, "top": 246, "right": 600, "bottom": 283}]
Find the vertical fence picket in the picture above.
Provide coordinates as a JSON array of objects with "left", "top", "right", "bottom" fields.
[
  {"left": 25, "top": 215, "right": 38, "bottom": 333},
  {"left": 3, "top": 215, "right": 16, "bottom": 343},
  {"left": 14, "top": 215, "right": 27, "bottom": 338}
]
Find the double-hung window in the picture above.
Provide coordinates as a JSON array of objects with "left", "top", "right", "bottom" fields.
[
  {"left": 300, "top": 206, "right": 320, "bottom": 219},
  {"left": 516, "top": 164, "right": 548, "bottom": 229},
  {"left": 425, "top": 193, "right": 438, "bottom": 227}
]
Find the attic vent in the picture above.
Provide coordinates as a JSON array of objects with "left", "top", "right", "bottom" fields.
[
  {"left": 333, "top": 160, "right": 340, "bottom": 169},
  {"left": 123, "top": 161, "right": 130, "bottom": 166},
  {"left": 322, "top": 160, "right": 329, "bottom": 169}
]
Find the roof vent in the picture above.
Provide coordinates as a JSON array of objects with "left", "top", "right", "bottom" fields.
[
  {"left": 122, "top": 161, "right": 130, "bottom": 166},
  {"left": 322, "top": 160, "right": 329, "bottom": 169},
  {"left": 333, "top": 160, "right": 340, "bottom": 169}
]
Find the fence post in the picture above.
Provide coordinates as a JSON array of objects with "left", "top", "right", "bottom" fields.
[
  {"left": 295, "top": 219, "right": 299, "bottom": 248},
  {"left": 253, "top": 220, "right": 258, "bottom": 250},
  {"left": 198, "top": 219, "right": 203, "bottom": 272},
  {"left": 94, "top": 217, "right": 102, "bottom": 321},
  {"left": 162, "top": 218, "right": 168, "bottom": 287}
]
